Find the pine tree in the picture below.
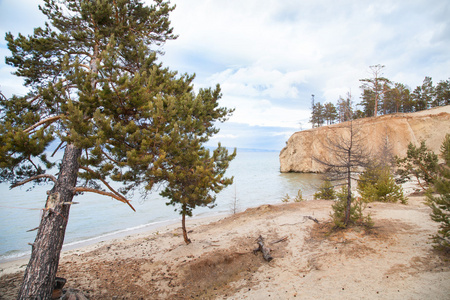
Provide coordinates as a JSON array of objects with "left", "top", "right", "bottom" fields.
[
  {"left": 396, "top": 135, "right": 450, "bottom": 250},
  {"left": 0, "top": 1, "right": 234, "bottom": 298},
  {"left": 412, "top": 76, "right": 435, "bottom": 111},
  {"left": 323, "top": 102, "right": 338, "bottom": 125},
  {"left": 313, "top": 120, "right": 371, "bottom": 226},
  {"left": 336, "top": 93, "right": 353, "bottom": 122},
  {"left": 310, "top": 102, "right": 324, "bottom": 127},
  {"left": 396, "top": 141, "right": 439, "bottom": 190},
  {"left": 427, "top": 134, "right": 450, "bottom": 250},
  {"left": 434, "top": 78, "right": 450, "bottom": 107},
  {"left": 359, "top": 64, "right": 391, "bottom": 117},
  {"left": 156, "top": 85, "right": 236, "bottom": 244},
  {"left": 383, "top": 83, "right": 411, "bottom": 114}
]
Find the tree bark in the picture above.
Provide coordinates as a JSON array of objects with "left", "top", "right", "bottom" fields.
[
  {"left": 17, "top": 144, "right": 82, "bottom": 300},
  {"left": 181, "top": 204, "right": 191, "bottom": 245}
]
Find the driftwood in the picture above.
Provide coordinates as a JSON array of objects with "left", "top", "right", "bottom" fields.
[
  {"left": 253, "top": 235, "right": 273, "bottom": 262},
  {"left": 305, "top": 216, "right": 319, "bottom": 223}
]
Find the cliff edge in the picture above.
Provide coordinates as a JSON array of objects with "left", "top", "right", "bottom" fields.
[{"left": 280, "top": 105, "right": 450, "bottom": 173}]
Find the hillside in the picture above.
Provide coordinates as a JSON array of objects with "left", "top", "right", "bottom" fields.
[{"left": 280, "top": 106, "right": 450, "bottom": 173}]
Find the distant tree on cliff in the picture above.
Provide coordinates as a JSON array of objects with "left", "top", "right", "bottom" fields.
[
  {"left": 0, "top": 0, "right": 234, "bottom": 298},
  {"left": 337, "top": 93, "right": 353, "bottom": 122},
  {"left": 323, "top": 102, "right": 338, "bottom": 125},
  {"left": 383, "top": 83, "right": 412, "bottom": 114},
  {"left": 313, "top": 120, "right": 372, "bottom": 227},
  {"left": 359, "top": 64, "right": 391, "bottom": 117},
  {"left": 434, "top": 79, "right": 450, "bottom": 107},
  {"left": 412, "top": 76, "right": 435, "bottom": 111},
  {"left": 310, "top": 102, "right": 325, "bottom": 127}
]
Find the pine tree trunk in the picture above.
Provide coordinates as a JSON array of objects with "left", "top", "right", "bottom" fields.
[
  {"left": 181, "top": 205, "right": 191, "bottom": 245},
  {"left": 17, "top": 144, "right": 82, "bottom": 300},
  {"left": 345, "top": 153, "right": 352, "bottom": 226}
]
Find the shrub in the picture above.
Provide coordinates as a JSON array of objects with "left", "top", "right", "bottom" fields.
[
  {"left": 282, "top": 189, "right": 304, "bottom": 203},
  {"left": 314, "top": 180, "right": 336, "bottom": 200},
  {"left": 357, "top": 165, "right": 407, "bottom": 204},
  {"left": 294, "top": 189, "right": 304, "bottom": 202},
  {"left": 281, "top": 193, "right": 291, "bottom": 203},
  {"left": 331, "top": 186, "right": 373, "bottom": 228}
]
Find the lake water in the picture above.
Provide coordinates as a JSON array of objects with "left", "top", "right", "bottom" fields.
[{"left": 0, "top": 150, "right": 323, "bottom": 262}]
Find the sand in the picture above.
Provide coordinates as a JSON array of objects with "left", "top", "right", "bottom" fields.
[{"left": 1, "top": 195, "right": 449, "bottom": 299}]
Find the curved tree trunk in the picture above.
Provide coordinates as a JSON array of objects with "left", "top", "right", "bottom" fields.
[
  {"left": 181, "top": 204, "right": 191, "bottom": 245},
  {"left": 18, "top": 144, "right": 82, "bottom": 299}
]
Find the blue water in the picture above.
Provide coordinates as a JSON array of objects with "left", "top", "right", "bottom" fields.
[{"left": 0, "top": 150, "right": 322, "bottom": 262}]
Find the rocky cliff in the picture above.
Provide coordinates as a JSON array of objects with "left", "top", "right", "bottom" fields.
[{"left": 279, "top": 105, "right": 450, "bottom": 173}]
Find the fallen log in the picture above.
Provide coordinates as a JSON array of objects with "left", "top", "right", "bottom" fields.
[{"left": 253, "top": 235, "right": 273, "bottom": 262}]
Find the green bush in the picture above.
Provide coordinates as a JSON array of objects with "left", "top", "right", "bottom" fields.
[
  {"left": 281, "top": 193, "right": 291, "bottom": 203},
  {"left": 294, "top": 189, "right": 304, "bottom": 202},
  {"left": 282, "top": 189, "right": 304, "bottom": 203},
  {"left": 357, "top": 166, "right": 407, "bottom": 204},
  {"left": 331, "top": 186, "right": 373, "bottom": 228},
  {"left": 314, "top": 180, "right": 336, "bottom": 200}
]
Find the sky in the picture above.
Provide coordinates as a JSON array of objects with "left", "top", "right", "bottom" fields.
[{"left": 0, "top": 0, "right": 449, "bottom": 151}]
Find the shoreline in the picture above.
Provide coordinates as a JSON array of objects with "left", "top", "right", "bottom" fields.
[
  {"left": 0, "top": 180, "right": 426, "bottom": 267},
  {"left": 0, "top": 208, "right": 230, "bottom": 264},
  {"left": 0, "top": 212, "right": 228, "bottom": 276}
]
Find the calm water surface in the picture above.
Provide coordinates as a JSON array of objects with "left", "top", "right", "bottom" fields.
[{"left": 0, "top": 150, "right": 322, "bottom": 261}]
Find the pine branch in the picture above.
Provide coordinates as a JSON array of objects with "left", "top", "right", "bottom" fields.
[
  {"left": 73, "top": 186, "right": 135, "bottom": 211},
  {"left": 23, "top": 115, "right": 62, "bottom": 133},
  {"left": 79, "top": 165, "right": 125, "bottom": 202},
  {"left": 10, "top": 174, "right": 57, "bottom": 189},
  {"left": 101, "top": 149, "right": 121, "bottom": 164}
]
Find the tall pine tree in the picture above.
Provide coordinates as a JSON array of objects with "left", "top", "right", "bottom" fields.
[
  {"left": 1, "top": 0, "right": 234, "bottom": 298},
  {"left": 359, "top": 64, "right": 391, "bottom": 117}
]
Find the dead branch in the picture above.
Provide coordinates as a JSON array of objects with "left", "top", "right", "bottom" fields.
[
  {"left": 253, "top": 235, "right": 273, "bottom": 262},
  {"left": 271, "top": 236, "right": 288, "bottom": 244},
  {"left": 10, "top": 174, "right": 57, "bottom": 189},
  {"left": 73, "top": 186, "right": 135, "bottom": 211},
  {"left": 280, "top": 215, "right": 320, "bottom": 226},
  {"left": 79, "top": 166, "right": 125, "bottom": 201},
  {"left": 305, "top": 216, "right": 319, "bottom": 223}
]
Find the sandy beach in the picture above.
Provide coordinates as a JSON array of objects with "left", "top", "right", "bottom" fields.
[{"left": 1, "top": 194, "right": 449, "bottom": 299}]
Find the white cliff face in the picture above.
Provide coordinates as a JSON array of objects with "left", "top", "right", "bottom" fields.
[{"left": 279, "top": 106, "right": 450, "bottom": 173}]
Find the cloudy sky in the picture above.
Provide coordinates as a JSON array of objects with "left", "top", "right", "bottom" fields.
[{"left": 1, "top": 0, "right": 449, "bottom": 151}]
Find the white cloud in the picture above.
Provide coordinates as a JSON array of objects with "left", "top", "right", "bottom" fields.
[
  {"left": 1, "top": 0, "right": 449, "bottom": 150},
  {"left": 209, "top": 67, "right": 308, "bottom": 100}
]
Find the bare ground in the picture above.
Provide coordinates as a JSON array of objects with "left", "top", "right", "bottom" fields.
[{"left": 1, "top": 197, "right": 449, "bottom": 299}]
